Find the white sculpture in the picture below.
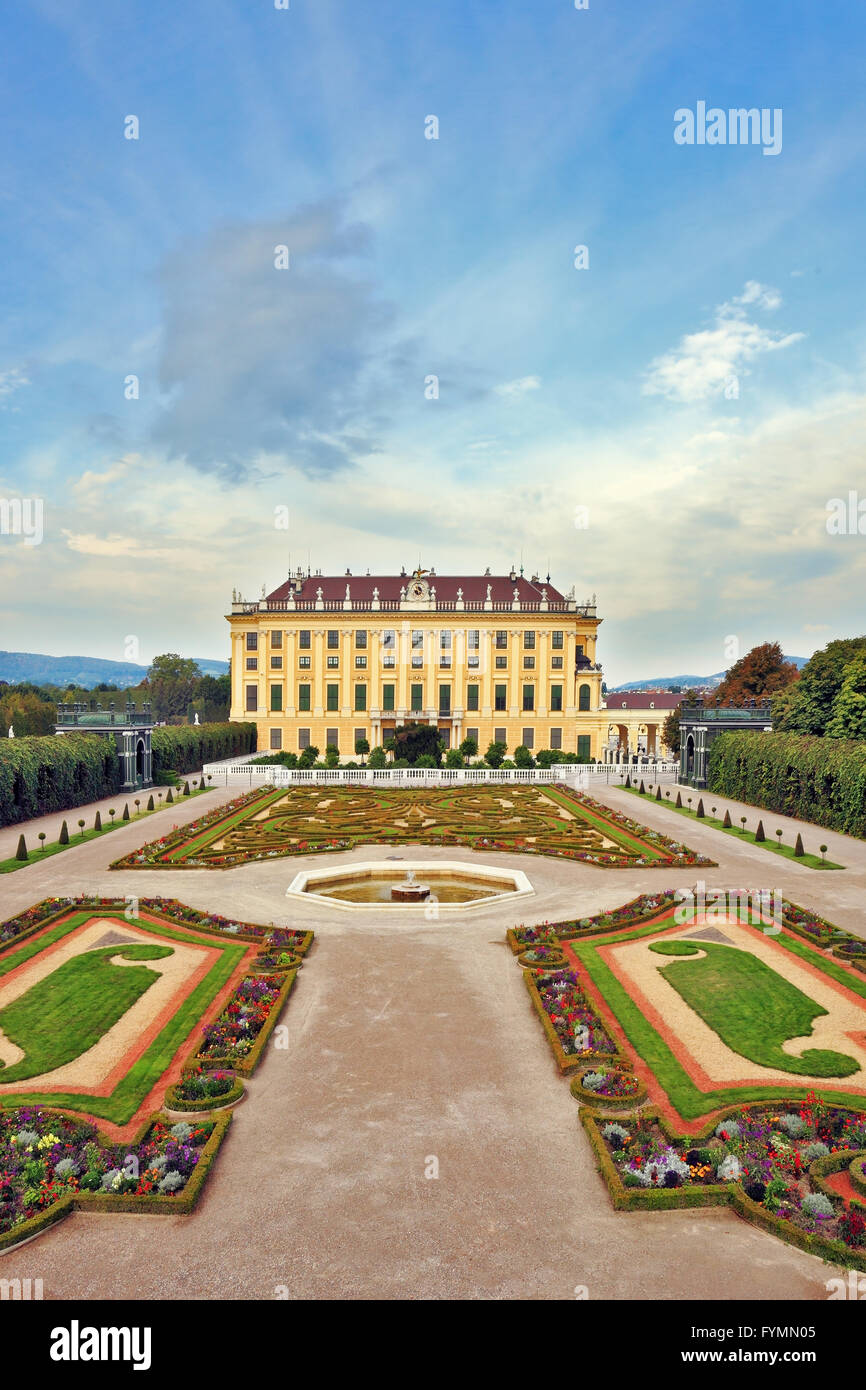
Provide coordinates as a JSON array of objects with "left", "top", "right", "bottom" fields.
[
  {"left": 193, "top": 713, "right": 200, "bottom": 726},
  {"left": 7, "top": 725, "right": 13, "bottom": 739}
]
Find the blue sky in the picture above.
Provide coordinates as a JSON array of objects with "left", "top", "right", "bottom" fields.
[{"left": 1, "top": 0, "right": 864, "bottom": 683}]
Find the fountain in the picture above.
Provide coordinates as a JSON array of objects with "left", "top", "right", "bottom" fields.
[{"left": 390, "top": 868, "right": 431, "bottom": 902}]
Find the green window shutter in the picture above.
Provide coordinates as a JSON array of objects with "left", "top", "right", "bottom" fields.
[{"left": 270, "top": 683, "right": 283, "bottom": 712}]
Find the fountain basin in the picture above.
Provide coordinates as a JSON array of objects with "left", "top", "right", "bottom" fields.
[{"left": 285, "top": 861, "right": 533, "bottom": 911}]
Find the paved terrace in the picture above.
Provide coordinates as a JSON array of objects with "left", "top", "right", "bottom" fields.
[{"left": 0, "top": 779, "right": 864, "bottom": 1300}]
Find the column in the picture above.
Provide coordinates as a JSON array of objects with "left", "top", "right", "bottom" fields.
[
  {"left": 480, "top": 627, "right": 493, "bottom": 716},
  {"left": 508, "top": 629, "right": 521, "bottom": 717},
  {"left": 284, "top": 630, "right": 296, "bottom": 715},
  {"left": 425, "top": 627, "right": 437, "bottom": 718},
  {"left": 313, "top": 630, "right": 324, "bottom": 717},
  {"left": 341, "top": 629, "right": 352, "bottom": 717}
]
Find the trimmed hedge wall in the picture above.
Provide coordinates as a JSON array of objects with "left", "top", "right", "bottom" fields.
[
  {"left": 707, "top": 731, "right": 866, "bottom": 838},
  {"left": 0, "top": 733, "right": 121, "bottom": 828},
  {"left": 151, "top": 722, "right": 256, "bottom": 779}
]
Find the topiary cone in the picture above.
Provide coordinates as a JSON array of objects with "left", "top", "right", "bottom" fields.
[
  {"left": 184, "top": 782, "right": 191, "bottom": 796},
  {"left": 166, "top": 788, "right": 174, "bottom": 803},
  {"left": 15, "top": 834, "right": 27, "bottom": 861},
  {"left": 638, "top": 780, "right": 645, "bottom": 795},
  {"left": 59, "top": 820, "right": 69, "bottom": 845},
  {"left": 675, "top": 792, "right": 682, "bottom": 808},
  {"left": 94, "top": 811, "right": 102, "bottom": 831},
  {"left": 147, "top": 794, "right": 154, "bottom": 810},
  {"left": 794, "top": 833, "right": 804, "bottom": 856},
  {"left": 122, "top": 803, "right": 130, "bottom": 821},
  {"left": 723, "top": 809, "right": 732, "bottom": 828},
  {"left": 624, "top": 774, "right": 631, "bottom": 788},
  {"left": 755, "top": 820, "right": 765, "bottom": 842},
  {"left": 655, "top": 785, "right": 661, "bottom": 800},
  {"left": 696, "top": 799, "right": 704, "bottom": 817}
]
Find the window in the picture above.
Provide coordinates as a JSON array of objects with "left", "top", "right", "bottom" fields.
[
  {"left": 523, "top": 656, "right": 535, "bottom": 669},
  {"left": 494, "top": 684, "right": 507, "bottom": 712},
  {"left": 355, "top": 655, "right": 367, "bottom": 668},
  {"left": 466, "top": 727, "right": 479, "bottom": 748},
  {"left": 354, "top": 728, "right": 366, "bottom": 748},
  {"left": 438, "top": 684, "right": 451, "bottom": 716},
  {"left": 577, "top": 643, "right": 584, "bottom": 657},
  {"left": 383, "top": 684, "right": 395, "bottom": 712},
  {"left": 246, "top": 632, "right": 258, "bottom": 651},
  {"left": 522, "top": 729, "right": 534, "bottom": 750},
  {"left": 326, "top": 729, "right": 339, "bottom": 751},
  {"left": 579, "top": 683, "right": 591, "bottom": 711},
  {"left": 551, "top": 655, "right": 563, "bottom": 670},
  {"left": 495, "top": 630, "right": 508, "bottom": 649},
  {"left": 245, "top": 685, "right": 257, "bottom": 712},
  {"left": 494, "top": 727, "right": 506, "bottom": 745},
  {"left": 354, "top": 684, "right": 367, "bottom": 712},
  {"left": 467, "top": 630, "right": 479, "bottom": 668},
  {"left": 327, "top": 655, "right": 339, "bottom": 669},
  {"left": 524, "top": 631, "right": 535, "bottom": 649},
  {"left": 299, "top": 630, "right": 311, "bottom": 649},
  {"left": 270, "top": 655, "right": 283, "bottom": 669},
  {"left": 577, "top": 734, "right": 591, "bottom": 761},
  {"left": 271, "top": 631, "right": 283, "bottom": 649},
  {"left": 551, "top": 631, "right": 564, "bottom": 650},
  {"left": 355, "top": 630, "right": 367, "bottom": 649},
  {"left": 270, "top": 683, "right": 282, "bottom": 712},
  {"left": 326, "top": 683, "right": 339, "bottom": 712},
  {"left": 298, "top": 728, "right": 310, "bottom": 750},
  {"left": 298, "top": 684, "right": 311, "bottom": 712},
  {"left": 245, "top": 657, "right": 258, "bottom": 670},
  {"left": 522, "top": 684, "right": 535, "bottom": 711},
  {"left": 550, "top": 727, "right": 562, "bottom": 750},
  {"left": 269, "top": 728, "right": 282, "bottom": 750},
  {"left": 550, "top": 684, "right": 563, "bottom": 712},
  {"left": 467, "top": 684, "right": 479, "bottom": 711},
  {"left": 327, "top": 630, "right": 339, "bottom": 649},
  {"left": 298, "top": 655, "right": 311, "bottom": 668},
  {"left": 411, "top": 683, "right": 423, "bottom": 713},
  {"left": 382, "top": 629, "right": 395, "bottom": 649},
  {"left": 495, "top": 655, "right": 507, "bottom": 669},
  {"left": 411, "top": 630, "right": 423, "bottom": 667},
  {"left": 440, "top": 630, "right": 452, "bottom": 668}
]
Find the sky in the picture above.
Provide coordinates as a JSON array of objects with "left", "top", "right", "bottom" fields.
[{"left": 1, "top": 0, "right": 864, "bottom": 685}]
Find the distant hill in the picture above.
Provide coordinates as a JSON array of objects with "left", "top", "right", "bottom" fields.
[
  {"left": 611, "top": 657, "right": 807, "bottom": 693},
  {"left": 0, "top": 651, "right": 229, "bottom": 690}
]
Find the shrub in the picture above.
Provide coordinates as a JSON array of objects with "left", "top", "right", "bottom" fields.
[
  {"left": 94, "top": 811, "right": 102, "bottom": 831},
  {"left": 122, "top": 803, "right": 130, "bottom": 821},
  {"left": 15, "top": 834, "right": 27, "bottom": 861},
  {"left": 638, "top": 780, "right": 645, "bottom": 794},
  {"left": 744, "top": 1179, "right": 766, "bottom": 1203},
  {"left": 147, "top": 794, "right": 154, "bottom": 810},
  {"left": 801, "top": 1142, "right": 830, "bottom": 1162},
  {"left": 708, "top": 730, "right": 866, "bottom": 838},
  {"left": 158, "top": 1170, "right": 186, "bottom": 1194},
  {"left": 801, "top": 1192, "right": 834, "bottom": 1218},
  {"left": 696, "top": 799, "right": 704, "bottom": 817},
  {"left": 166, "top": 789, "right": 174, "bottom": 803},
  {"left": 151, "top": 722, "right": 256, "bottom": 779},
  {"left": 59, "top": 819, "right": 69, "bottom": 844},
  {"left": 0, "top": 732, "right": 122, "bottom": 828},
  {"left": 715, "top": 1119, "right": 740, "bottom": 1140},
  {"left": 675, "top": 791, "right": 682, "bottom": 807},
  {"left": 755, "top": 820, "right": 765, "bottom": 841},
  {"left": 717, "top": 1153, "right": 741, "bottom": 1181},
  {"left": 723, "top": 809, "right": 732, "bottom": 828},
  {"left": 601, "top": 1122, "right": 630, "bottom": 1151},
  {"left": 794, "top": 832, "right": 805, "bottom": 856},
  {"left": 655, "top": 786, "right": 661, "bottom": 800},
  {"left": 581, "top": 1071, "right": 607, "bottom": 1091},
  {"left": 777, "top": 1114, "right": 807, "bottom": 1139}
]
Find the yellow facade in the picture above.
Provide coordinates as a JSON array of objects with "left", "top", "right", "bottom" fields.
[{"left": 225, "top": 570, "right": 626, "bottom": 759}]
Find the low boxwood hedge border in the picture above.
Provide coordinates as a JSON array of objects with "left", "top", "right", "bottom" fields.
[
  {"left": 163, "top": 1075, "right": 246, "bottom": 1113},
  {"left": 849, "top": 1153, "right": 866, "bottom": 1200},
  {"left": 523, "top": 969, "right": 628, "bottom": 1074},
  {"left": 581, "top": 1103, "right": 866, "bottom": 1271},
  {"left": 570, "top": 1067, "right": 647, "bottom": 1109},
  {"left": 0, "top": 1108, "right": 232, "bottom": 1254},
  {"left": 517, "top": 948, "right": 568, "bottom": 969},
  {"left": 184, "top": 970, "right": 298, "bottom": 1076}
]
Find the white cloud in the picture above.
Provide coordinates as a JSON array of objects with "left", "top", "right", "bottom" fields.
[
  {"left": 61, "top": 531, "right": 176, "bottom": 560},
  {"left": 642, "top": 283, "right": 804, "bottom": 403},
  {"left": 0, "top": 367, "right": 30, "bottom": 401},
  {"left": 71, "top": 457, "right": 133, "bottom": 499},
  {"left": 494, "top": 375, "right": 541, "bottom": 398}
]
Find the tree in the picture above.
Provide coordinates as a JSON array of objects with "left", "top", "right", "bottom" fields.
[
  {"left": 324, "top": 744, "right": 340, "bottom": 768},
  {"left": 194, "top": 673, "right": 231, "bottom": 721},
  {"left": 513, "top": 745, "right": 535, "bottom": 768},
  {"left": 146, "top": 654, "right": 202, "bottom": 720},
  {"left": 484, "top": 741, "right": 507, "bottom": 768},
  {"left": 459, "top": 736, "right": 478, "bottom": 761},
  {"left": 298, "top": 745, "right": 320, "bottom": 769},
  {"left": 445, "top": 748, "right": 464, "bottom": 768},
  {"left": 390, "top": 721, "right": 444, "bottom": 766},
  {"left": 0, "top": 689, "right": 56, "bottom": 737},
  {"left": 713, "top": 642, "right": 799, "bottom": 705},
  {"left": 825, "top": 656, "right": 866, "bottom": 740},
  {"left": 772, "top": 637, "right": 866, "bottom": 735},
  {"left": 355, "top": 737, "right": 370, "bottom": 765},
  {"left": 660, "top": 689, "right": 699, "bottom": 756},
  {"left": 367, "top": 746, "right": 387, "bottom": 768}
]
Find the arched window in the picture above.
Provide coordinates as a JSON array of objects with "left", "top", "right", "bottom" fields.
[{"left": 579, "top": 683, "right": 591, "bottom": 711}]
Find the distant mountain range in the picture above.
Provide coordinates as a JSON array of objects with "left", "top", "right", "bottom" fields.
[
  {"left": 610, "top": 657, "right": 808, "bottom": 693},
  {"left": 0, "top": 651, "right": 229, "bottom": 689}
]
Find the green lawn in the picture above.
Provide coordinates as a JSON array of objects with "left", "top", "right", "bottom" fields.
[
  {"left": 647, "top": 938, "right": 859, "bottom": 1077},
  {"left": 571, "top": 924, "right": 866, "bottom": 1121},
  {"left": 0, "top": 786, "right": 211, "bottom": 875},
  {"left": 0, "top": 944, "right": 173, "bottom": 1082},
  {"left": 0, "top": 910, "right": 246, "bottom": 1121},
  {"left": 621, "top": 784, "right": 843, "bottom": 869}
]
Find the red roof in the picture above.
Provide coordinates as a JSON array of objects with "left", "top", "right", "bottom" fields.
[
  {"left": 266, "top": 573, "right": 569, "bottom": 604},
  {"left": 605, "top": 692, "right": 684, "bottom": 710}
]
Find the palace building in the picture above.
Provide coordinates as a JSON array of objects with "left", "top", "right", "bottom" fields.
[{"left": 227, "top": 566, "right": 671, "bottom": 761}]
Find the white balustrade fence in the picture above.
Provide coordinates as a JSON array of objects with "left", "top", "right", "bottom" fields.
[{"left": 200, "top": 758, "right": 680, "bottom": 789}]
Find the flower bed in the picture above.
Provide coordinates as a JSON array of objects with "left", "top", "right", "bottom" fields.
[
  {"left": 525, "top": 967, "right": 624, "bottom": 1073},
  {"left": 164, "top": 1070, "right": 245, "bottom": 1113},
  {"left": 571, "top": 1066, "right": 647, "bottom": 1109},
  {"left": 507, "top": 892, "right": 684, "bottom": 955},
  {"left": 186, "top": 971, "right": 296, "bottom": 1075},
  {"left": 517, "top": 946, "right": 567, "bottom": 968},
  {"left": 584, "top": 1094, "right": 866, "bottom": 1268},
  {"left": 0, "top": 1105, "right": 230, "bottom": 1252},
  {"left": 850, "top": 1154, "right": 866, "bottom": 1200}
]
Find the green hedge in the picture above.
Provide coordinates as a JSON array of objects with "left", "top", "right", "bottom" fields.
[
  {"left": 0, "top": 733, "right": 121, "bottom": 828},
  {"left": 707, "top": 731, "right": 866, "bottom": 838},
  {"left": 151, "top": 722, "right": 256, "bottom": 778}
]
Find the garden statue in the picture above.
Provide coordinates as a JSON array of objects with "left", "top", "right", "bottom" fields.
[
  {"left": 7, "top": 725, "right": 13, "bottom": 738},
  {"left": 193, "top": 713, "right": 200, "bottom": 725}
]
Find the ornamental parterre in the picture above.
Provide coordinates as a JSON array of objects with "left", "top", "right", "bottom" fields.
[
  {"left": 196, "top": 975, "right": 283, "bottom": 1062},
  {"left": 535, "top": 968, "right": 618, "bottom": 1059}
]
